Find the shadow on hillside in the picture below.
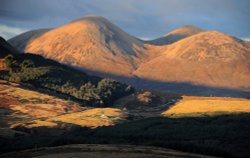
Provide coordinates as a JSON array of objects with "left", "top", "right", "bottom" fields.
[
  {"left": 145, "top": 34, "right": 187, "bottom": 46},
  {"left": 78, "top": 68, "right": 250, "bottom": 99},
  {"left": 7, "top": 29, "right": 50, "bottom": 52},
  {"left": 4, "top": 47, "right": 249, "bottom": 99},
  {"left": 1, "top": 113, "right": 250, "bottom": 158},
  {"left": 5, "top": 32, "right": 250, "bottom": 99}
]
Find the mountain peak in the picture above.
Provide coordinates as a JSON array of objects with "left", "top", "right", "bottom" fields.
[
  {"left": 148, "top": 25, "right": 203, "bottom": 45},
  {"left": 70, "top": 15, "right": 110, "bottom": 24},
  {"left": 167, "top": 25, "right": 203, "bottom": 36}
]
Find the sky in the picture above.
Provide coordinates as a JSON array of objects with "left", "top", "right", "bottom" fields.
[{"left": 0, "top": 0, "right": 250, "bottom": 40}]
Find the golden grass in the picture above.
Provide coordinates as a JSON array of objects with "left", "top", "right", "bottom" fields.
[
  {"left": 11, "top": 88, "right": 51, "bottom": 100},
  {"left": 11, "top": 108, "right": 126, "bottom": 128},
  {"left": 0, "top": 82, "right": 66, "bottom": 104},
  {"left": 10, "top": 104, "right": 65, "bottom": 118},
  {"left": 162, "top": 96, "right": 250, "bottom": 116},
  {"left": 1, "top": 83, "right": 127, "bottom": 129},
  {"left": 0, "top": 83, "right": 81, "bottom": 113},
  {"left": 0, "top": 82, "right": 82, "bottom": 128},
  {"left": 23, "top": 120, "right": 57, "bottom": 128},
  {"left": 48, "top": 108, "right": 126, "bottom": 128}
]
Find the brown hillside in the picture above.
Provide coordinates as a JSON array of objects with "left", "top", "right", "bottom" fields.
[
  {"left": 9, "top": 16, "right": 151, "bottom": 77},
  {"left": 134, "top": 31, "right": 250, "bottom": 90}
]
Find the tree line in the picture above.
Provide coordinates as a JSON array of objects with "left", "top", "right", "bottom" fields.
[{"left": 1, "top": 54, "right": 134, "bottom": 107}]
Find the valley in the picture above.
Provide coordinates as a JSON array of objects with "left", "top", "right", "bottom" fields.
[{"left": 1, "top": 79, "right": 250, "bottom": 158}]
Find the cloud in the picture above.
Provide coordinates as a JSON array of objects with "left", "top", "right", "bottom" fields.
[
  {"left": 138, "top": 37, "right": 152, "bottom": 41},
  {"left": 0, "top": 24, "right": 27, "bottom": 39},
  {"left": 0, "top": 0, "right": 250, "bottom": 39},
  {"left": 242, "top": 37, "right": 250, "bottom": 41}
]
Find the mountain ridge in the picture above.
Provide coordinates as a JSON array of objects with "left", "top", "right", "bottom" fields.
[{"left": 8, "top": 15, "right": 250, "bottom": 94}]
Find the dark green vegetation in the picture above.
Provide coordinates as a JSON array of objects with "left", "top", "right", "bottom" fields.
[
  {"left": 1, "top": 114, "right": 250, "bottom": 158},
  {"left": 0, "top": 37, "right": 134, "bottom": 107}
]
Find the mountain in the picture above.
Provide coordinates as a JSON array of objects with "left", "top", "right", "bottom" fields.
[
  {"left": 9, "top": 16, "right": 148, "bottom": 77},
  {"left": 8, "top": 15, "right": 250, "bottom": 96},
  {"left": 134, "top": 31, "right": 250, "bottom": 90},
  {"left": 148, "top": 25, "right": 203, "bottom": 45}
]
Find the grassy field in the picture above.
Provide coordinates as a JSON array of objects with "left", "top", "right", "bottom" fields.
[
  {"left": 2, "top": 81, "right": 250, "bottom": 129},
  {"left": 1, "top": 80, "right": 250, "bottom": 157},
  {"left": 0, "top": 80, "right": 81, "bottom": 128},
  {"left": 0, "top": 81, "right": 128, "bottom": 129},
  {"left": 162, "top": 96, "right": 250, "bottom": 117},
  {"left": 39, "top": 108, "right": 126, "bottom": 128}
]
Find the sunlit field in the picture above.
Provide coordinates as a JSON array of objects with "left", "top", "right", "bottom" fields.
[
  {"left": 0, "top": 81, "right": 127, "bottom": 129},
  {"left": 162, "top": 96, "right": 250, "bottom": 117},
  {"left": 36, "top": 108, "right": 126, "bottom": 128}
]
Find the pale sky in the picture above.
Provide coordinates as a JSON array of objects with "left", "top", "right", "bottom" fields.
[{"left": 0, "top": 0, "right": 250, "bottom": 40}]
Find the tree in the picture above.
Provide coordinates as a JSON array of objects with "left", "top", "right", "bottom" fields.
[
  {"left": 4, "top": 54, "right": 14, "bottom": 72},
  {"left": 20, "top": 60, "right": 34, "bottom": 71},
  {"left": 97, "top": 78, "right": 121, "bottom": 105},
  {"left": 79, "top": 82, "right": 100, "bottom": 101}
]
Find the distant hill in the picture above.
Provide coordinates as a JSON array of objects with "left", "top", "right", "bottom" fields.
[
  {"left": 134, "top": 31, "right": 250, "bottom": 90},
  {"left": 8, "top": 29, "right": 50, "bottom": 52},
  {"left": 0, "top": 36, "right": 19, "bottom": 57},
  {"left": 8, "top": 15, "right": 250, "bottom": 97},
  {"left": 147, "top": 25, "right": 203, "bottom": 45}
]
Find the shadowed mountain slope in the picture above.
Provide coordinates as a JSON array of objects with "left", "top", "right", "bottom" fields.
[
  {"left": 0, "top": 36, "right": 19, "bottom": 57},
  {"left": 8, "top": 29, "right": 50, "bottom": 52}
]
